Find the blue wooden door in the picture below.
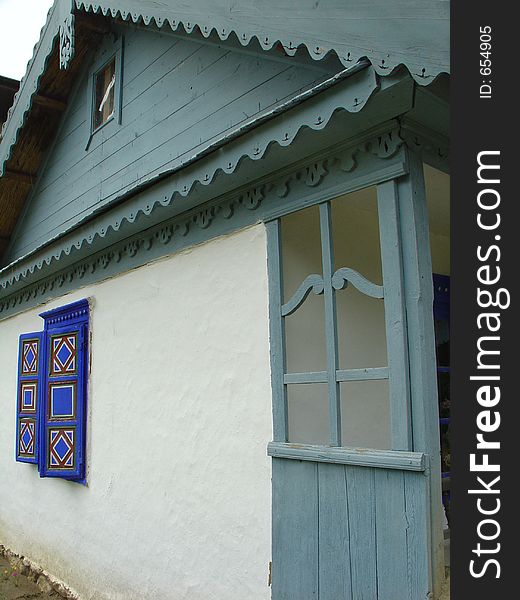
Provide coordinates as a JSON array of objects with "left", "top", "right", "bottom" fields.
[{"left": 266, "top": 160, "right": 443, "bottom": 599}]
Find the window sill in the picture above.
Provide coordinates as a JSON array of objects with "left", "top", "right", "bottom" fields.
[{"left": 267, "top": 441, "right": 426, "bottom": 471}]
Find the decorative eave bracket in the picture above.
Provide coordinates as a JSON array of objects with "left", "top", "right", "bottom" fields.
[
  {"left": 59, "top": 0, "right": 76, "bottom": 69},
  {"left": 0, "top": 121, "right": 408, "bottom": 320}
]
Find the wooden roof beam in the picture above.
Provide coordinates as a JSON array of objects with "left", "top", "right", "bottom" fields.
[
  {"left": 2, "top": 170, "right": 35, "bottom": 185},
  {"left": 33, "top": 94, "right": 67, "bottom": 112},
  {"left": 75, "top": 12, "right": 112, "bottom": 35}
]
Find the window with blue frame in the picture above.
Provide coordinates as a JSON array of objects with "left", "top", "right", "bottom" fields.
[{"left": 15, "top": 299, "right": 89, "bottom": 484}]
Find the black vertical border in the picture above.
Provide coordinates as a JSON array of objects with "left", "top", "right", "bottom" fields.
[{"left": 451, "top": 2, "right": 516, "bottom": 598}]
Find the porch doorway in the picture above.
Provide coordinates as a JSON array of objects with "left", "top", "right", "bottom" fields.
[{"left": 267, "top": 159, "right": 449, "bottom": 599}]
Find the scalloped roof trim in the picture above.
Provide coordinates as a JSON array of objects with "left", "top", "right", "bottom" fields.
[
  {"left": 0, "top": 73, "right": 383, "bottom": 291},
  {"left": 0, "top": 5, "right": 54, "bottom": 140},
  {"left": 0, "top": 0, "right": 448, "bottom": 178},
  {"left": 0, "top": 1, "right": 61, "bottom": 174},
  {"left": 75, "top": 0, "right": 448, "bottom": 83}
]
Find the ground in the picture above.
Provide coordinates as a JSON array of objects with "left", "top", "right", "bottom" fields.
[
  {"left": 1, "top": 553, "right": 451, "bottom": 600},
  {"left": 0, "top": 556, "right": 57, "bottom": 600},
  {"left": 440, "top": 573, "right": 451, "bottom": 600}
]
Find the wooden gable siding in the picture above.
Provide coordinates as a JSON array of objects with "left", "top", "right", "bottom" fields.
[{"left": 5, "top": 26, "right": 334, "bottom": 264}]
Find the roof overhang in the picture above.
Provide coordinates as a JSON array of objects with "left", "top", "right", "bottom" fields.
[
  {"left": 0, "top": 0, "right": 449, "bottom": 266},
  {"left": 75, "top": 0, "right": 449, "bottom": 82}
]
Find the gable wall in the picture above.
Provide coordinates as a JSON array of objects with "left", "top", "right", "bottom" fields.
[{"left": 5, "top": 25, "right": 332, "bottom": 264}]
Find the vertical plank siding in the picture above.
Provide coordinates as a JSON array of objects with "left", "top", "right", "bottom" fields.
[
  {"left": 374, "top": 469, "right": 409, "bottom": 599},
  {"left": 272, "top": 458, "right": 431, "bottom": 600},
  {"left": 346, "top": 466, "right": 378, "bottom": 600},
  {"left": 6, "top": 26, "right": 334, "bottom": 262},
  {"left": 317, "top": 463, "right": 352, "bottom": 600},
  {"left": 272, "top": 458, "right": 319, "bottom": 600}
]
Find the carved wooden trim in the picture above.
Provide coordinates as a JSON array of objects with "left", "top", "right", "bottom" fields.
[
  {"left": 59, "top": 2, "right": 76, "bottom": 70},
  {"left": 0, "top": 124, "right": 406, "bottom": 319},
  {"left": 75, "top": 0, "right": 449, "bottom": 84},
  {"left": 400, "top": 118, "right": 449, "bottom": 172}
]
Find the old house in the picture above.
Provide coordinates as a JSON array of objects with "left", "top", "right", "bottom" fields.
[{"left": 0, "top": 1, "right": 450, "bottom": 598}]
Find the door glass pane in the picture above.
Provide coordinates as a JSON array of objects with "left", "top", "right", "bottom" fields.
[
  {"left": 337, "top": 287, "right": 387, "bottom": 369},
  {"left": 332, "top": 189, "right": 387, "bottom": 370},
  {"left": 287, "top": 384, "right": 329, "bottom": 445},
  {"left": 282, "top": 205, "right": 327, "bottom": 373},
  {"left": 340, "top": 380, "right": 390, "bottom": 449}
]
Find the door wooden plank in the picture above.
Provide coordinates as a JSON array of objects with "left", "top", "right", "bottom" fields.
[
  {"left": 272, "top": 458, "right": 319, "bottom": 600},
  {"left": 404, "top": 471, "right": 432, "bottom": 599},
  {"left": 345, "top": 466, "right": 378, "bottom": 600},
  {"left": 375, "top": 468, "right": 409, "bottom": 600},
  {"left": 318, "top": 463, "right": 353, "bottom": 600}
]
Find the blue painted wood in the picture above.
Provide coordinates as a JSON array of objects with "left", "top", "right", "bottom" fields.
[
  {"left": 283, "top": 367, "right": 389, "bottom": 385},
  {"left": 272, "top": 458, "right": 318, "bottom": 599},
  {"left": 283, "top": 371, "right": 328, "bottom": 385},
  {"left": 267, "top": 442, "right": 425, "bottom": 471},
  {"left": 15, "top": 331, "right": 44, "bottom": 465},
  {"left": 75, "top": 0, "right": 449, "bottom": 83},
  {"left": 374, "top": 468, "right": 408, "bottom": 599},
  {"left": 319, "top": 202, "right": 341, "bottom": 446},
  {"left": 38, "top": 298, "right": 90, "bottom": 484},
  {"left": 84, "top": 34, "right": 125, "bottom": 150},
  {"left": 346, "top": 466, "right": 378, "bottom": 600},
  {"left": 267, "top": 159, "right": 436, "bottom": 599},
  {"left": 318, "top": 463, "right": 353, "bottom": 600},
  {"left": 281, "top": 274, "right": 324, "bottom": 317},
  {"left": 397, "top": 150, "right": 443, "bottom": 594},
  {"left": 336, "top": 367, "right": 389, "bottom": 382},
  {"left": 404, "top": 471, "right": 432, "bottom": 599},
  {"left": 377, "top": 179, "right": 412, "bottom": 451},
  {"left": 1, "top": 126, "right": 410, "bottom": 320},
  {"left": 6, "top": 25, "right": 340, "bottom": 262},
  {"left": 271, "top": 458, "right": 431, "bottom": 600},
  {"left": 331, "top": 267, "right": 384, "bottom": 299},
  {"left": 267, "top": 220, "right": 288, "bottom": 443}
]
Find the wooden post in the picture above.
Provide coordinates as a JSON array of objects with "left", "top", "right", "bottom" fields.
[
  {"left": 396, "top": 150, "right": 444, "bottom": 596},
  {"left": 319, "top": 202, "right": 342, "bottom": 447},
  {"left": 377, "top": 180, "right": 412, "bottom": 451},
  {"left": 266, "top": 219, "right": 288, "bottom": 442}
]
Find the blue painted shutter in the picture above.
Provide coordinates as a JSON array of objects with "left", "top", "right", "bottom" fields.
[
  {"left": 16, "top": 332, "right": 44, "bottom": 464},
  {"left": 39, "top": 300, "right": 89, "bottom": 483}
]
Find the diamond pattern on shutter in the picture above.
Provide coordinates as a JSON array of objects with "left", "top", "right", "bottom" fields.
[{"left": 16, "top": 332, "right": 43, "bottom": 464}]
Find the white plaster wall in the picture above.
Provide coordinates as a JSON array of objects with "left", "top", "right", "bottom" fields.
[{"left": 0, "top": 225, "right": 272, "bottom": 600}]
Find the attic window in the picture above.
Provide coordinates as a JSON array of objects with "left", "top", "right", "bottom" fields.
[{"left": 93, "top": 58, "right": 116, "bottom": 130}]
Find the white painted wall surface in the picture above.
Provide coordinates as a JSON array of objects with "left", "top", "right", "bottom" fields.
[{"left": 0, "top": 225, "right": 272, "bottom": 600}]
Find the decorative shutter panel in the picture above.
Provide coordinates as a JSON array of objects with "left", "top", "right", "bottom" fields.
[
  {"left": 39, "top": 300, "right": 89, "bottom": 483},
  {"left": 16, "top": 332, "right": 44, "bottom": 464}
]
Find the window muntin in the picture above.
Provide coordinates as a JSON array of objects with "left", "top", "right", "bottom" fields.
[{"left": 273, "top": 188, "right": 396, "bottom": 450}]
